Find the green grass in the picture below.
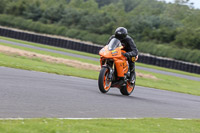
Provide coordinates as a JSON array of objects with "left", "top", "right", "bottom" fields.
[
  {"left": 1, "top": 36, "right": 200, "bottom": 78},
  {"left": 0, "top": 118, "right": 199, "bottom": 133}
]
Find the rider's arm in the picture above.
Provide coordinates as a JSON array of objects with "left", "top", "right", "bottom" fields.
[{"left": 126, "top": 37, "right": 138, "bottom": 57}]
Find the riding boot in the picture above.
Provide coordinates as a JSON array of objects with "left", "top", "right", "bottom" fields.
[{"left": 129, "top": 71, "right": 135, "bottom": 83}]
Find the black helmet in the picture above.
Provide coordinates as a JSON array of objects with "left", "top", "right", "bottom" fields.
[{"left": 115, "top": 27, "right": 128, "bottom": 40}]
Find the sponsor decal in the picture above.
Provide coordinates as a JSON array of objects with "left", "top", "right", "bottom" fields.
[{"left": 111, "top": 50, "right": 118, "bottom": 56}]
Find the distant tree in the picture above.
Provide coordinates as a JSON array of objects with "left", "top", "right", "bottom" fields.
[
  {"left": 68, "top": 0, "right": 98, "bottom": 12},
  {"left": 182, "top": 10, "right": 200, "bottom": 29},
  {"left": 100, "top": 1, "right": 126, "bottom": 27},
  {"left": 79, "top": 12, "right": 115, "bottom": 34},
  {"left": 174, "top": 28, "right": 200, "bottom": 49},
  {"left": 23, "top": 1, "right": 43, "bottom": 21},
  {"left": 122, "top": 0, "right": 141, "bottom": 12},
  {"left": 1, "top": 0, "right": 200, "bottom": 50},
  {"left": 60, "top": 8, "right": 85, "bottom": 27},
  {"left": 5, "top": 0, "right": 28, "bottom": 16},
  {"left": 95, "top": 0, "right": 119, "bottom": 7},
  {"left": 163, "top": 0, "right": 191, "bottom": 20},
  {"left": 174, "top": 0, "right": 190, "bottom": 4},
  {"left": 0, "top": 0, "right": 6, "bottom": 13},
  {"left": 66, "top": 0, "right": 71, "bottom": 3},
  {"left": 128, "top": 0, "right": 166, "bottom": 16},
  {"left": 41, "top": 4, "right": 64, "bottom": 23},
  {"left": 128, "top": 15, "right": 179, "bottom": 42},
  {"left": 68, "top": 0, "right": 85, "bottom": 8}
]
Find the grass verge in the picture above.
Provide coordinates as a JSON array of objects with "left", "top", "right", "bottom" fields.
[
  {"left": 0, "top": 42, "right": 99, "bottom": 65},
  {"left": 1, "top": 36, "right": 200, "bottom": 78},
  {"left": 0, "top": 118, "right": 200, "bottom": 133},
  {"left": 136, "top": 69, "right": 200, "bottom": 96},
  {"left": 136, "top": 62, "right": 200, "bottom": 78},
  {"left": 0, "top": 53, "right": 98, "bottom": 80}
]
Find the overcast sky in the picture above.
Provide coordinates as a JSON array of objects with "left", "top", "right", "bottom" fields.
[{"left": 158, "top": 0, "right": 200, "bottom": 9}]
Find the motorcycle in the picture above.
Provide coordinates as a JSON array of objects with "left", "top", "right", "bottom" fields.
[{"left": 98, "top": 38, "right": 137, "bottom": 96}]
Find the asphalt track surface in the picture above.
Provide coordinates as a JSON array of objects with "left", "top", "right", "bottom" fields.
[
  {"left": 0, "top": 39, "right": 200, "bottom": 81},
  {"left": 0, "top": 67, "right": 200, "bottom": 118}
]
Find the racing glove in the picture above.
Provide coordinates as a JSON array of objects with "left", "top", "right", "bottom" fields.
[{"left": 122, "top": 53, "right": 129, "bottom": 58}]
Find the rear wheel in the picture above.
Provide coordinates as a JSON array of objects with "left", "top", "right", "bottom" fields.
[
  {"left": 98, "top": 67, "right": 111, "bottom": 93},
  {"left": 120, "top": 81, "right": 135, "bottom": 96}
]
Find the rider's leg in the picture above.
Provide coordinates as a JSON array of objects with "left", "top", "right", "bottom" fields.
[{"left": 128, "top": 61, "right": 135, "bottom": 83}]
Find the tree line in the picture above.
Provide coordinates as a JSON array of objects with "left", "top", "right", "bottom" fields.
[{"left": 0, "top": 0, "right": 200, "bottom": 63}]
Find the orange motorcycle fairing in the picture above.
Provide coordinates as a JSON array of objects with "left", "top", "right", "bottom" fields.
[
  {"left": 99, "top": 45, "right": 129, "bottom": 77},
  {"left": 99, "top": 45, "right": 123, "bottom": 59},
  {"left": 114, "top": 59, "right": 128, "bottom": 77}
]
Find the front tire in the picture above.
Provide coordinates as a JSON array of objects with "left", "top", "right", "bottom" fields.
[{"left": 98, "top": 67, "right": 111, "bottom": 93}]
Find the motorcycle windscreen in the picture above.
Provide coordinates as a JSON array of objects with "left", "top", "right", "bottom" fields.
[{"left": 108, "top": 38, "right": 121, "bottom": 51}]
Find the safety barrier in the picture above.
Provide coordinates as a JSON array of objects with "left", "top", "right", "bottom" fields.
[
  {"left": 137, "top": 54, "right": 200, "bottom": 74},
  {"left": 0, "top": 27, "right": 102, "bottom": 54},
  {"left": 0, "top": 26, "right": 200, "bottom": 74}
]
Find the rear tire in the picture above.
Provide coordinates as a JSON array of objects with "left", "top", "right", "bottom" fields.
[
  {"left": 98, "top": 67, "right": 111, "bottom": 93},
  {"left": 120, "top": 81, "right": 135, "bottom": 96}
]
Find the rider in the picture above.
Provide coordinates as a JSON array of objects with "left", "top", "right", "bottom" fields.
[{"left": 108, "top": 27, "right": 138, "bottom": 83}]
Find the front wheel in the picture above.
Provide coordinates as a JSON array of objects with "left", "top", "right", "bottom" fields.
[
  {"left": 120, "top": 81, "right": 135, "bottom": 96},
  {"left": 98, "top": 67, "right": 111, "bottom": 93}
]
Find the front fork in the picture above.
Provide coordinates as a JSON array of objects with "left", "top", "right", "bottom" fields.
[
  {"left": 100, "top": 57, "right": 114, "bottom": 81},
  {"left": 108, "top": 66, "right": 114, "bottom": 81},
  {"left": 102, "top": 65, "right": 114, "bottom": 81}
]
